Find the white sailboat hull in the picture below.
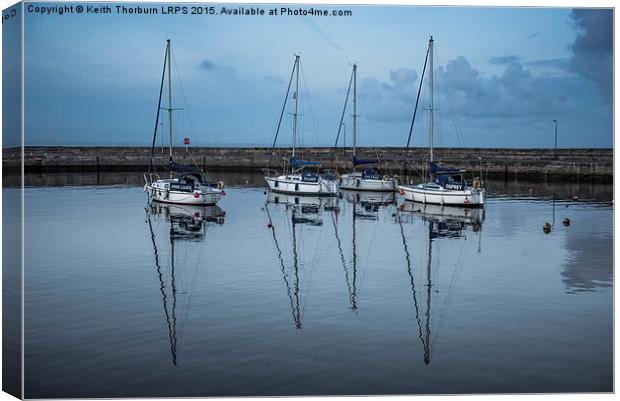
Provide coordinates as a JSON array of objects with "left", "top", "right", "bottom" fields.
[
  {"left": 265, "top": 175, "right": 338, "bottom": 196},
  {"left": 146, "top": 180, "right": 224, "bottom": 206},
  {"left": 339, "top": 174, "right": 396, "bottom": 192},
  {"left": 398, "top": 184, "right": 485, "bottom": 206}
]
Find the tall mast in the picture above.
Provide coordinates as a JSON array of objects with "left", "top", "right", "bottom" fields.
[
  {"left": 167, "top": 39, "right": 173, "bottom": 160},
  {"left": 352, "top": 63, "right": 357, "bottom": 159},
  {"left": 291, "top": 55, "right": 300, "bottom": 172},
  {"left": 428, "top": 36, "right": 434, "bottom": 164}
]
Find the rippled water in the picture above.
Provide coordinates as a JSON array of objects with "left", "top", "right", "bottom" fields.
[{"left": 17, "top": 175, "right": 613, "bottom": 397}]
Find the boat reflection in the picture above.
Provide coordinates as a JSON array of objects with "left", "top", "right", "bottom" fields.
[
  {"left": 333, "top": 190, "right": 397, "bottom": 309},
  {"left": 145, "top": 202, "right": 225, "bottom": 365},
  {"left": 265, "top": 192, "right": 340, "bottom": 328},
  {"left": 396, "top": 202, "right": 484, "bottom": 365},
  {"left": 398, "top": 201, "right": 484, "bottom": 237},
  {"left": 341, "top": 189, "right": 397, "bottom": 206}
]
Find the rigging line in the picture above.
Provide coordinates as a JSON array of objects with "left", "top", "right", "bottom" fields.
[
  {"left": 396, "top": 210, "right": 427, "bottom": 359},
  {"left": 330, "top": 211, "right": 356, "bottom": 309},
  {"left": 171, "top": 51, "right": 196, "bottom": 138},
  {"left": 405, "top": 44, "right": 430, "bottom": 156},
  {"left": 146, "top": 209, "right": 177, "bottom": 366},
  {"left": 269, "top": 57, "right": 298, "bottom": 167},
  {"left": 172, "top": 51, "right": 202, "bottom": 168},
  {"left": 356, "top": 76, "right": 381, "bottom": 163},
  {"left": 434, "top": 47, "right": 464, "bottom": 148},
  {"left": 430, "top": 235, "right": 468, "bottom": 349},
  {"left": 334, "top": 67, "right": 354, "bottom": 148},
  {"left": 299, "top": 61, "right": 323, "bottom": 149},
  {"left": 177, "top": 220, "right": 209, "bottom": 347},
  {"left": 307, "top": 209, "right": 324, "bottom": 292},
  {"left": 149, "top": 45, "right": 169, "bottom": 173},
  {"left": 265, "top": 203, "right": 299, "bottom": 329},
  {"left": 364, "top": 208, "right": 380, "bottom": 264}
]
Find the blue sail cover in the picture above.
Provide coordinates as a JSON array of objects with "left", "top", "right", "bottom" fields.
[
  {"left": 169, "top": 159, "right": 201, "bottom": 172},
  {"left": 429, "top": 162, "right": 465, "bottom": 175},
  {"left": 291, "top": 157, "right": 321, "bottom": 167},
  {"left": 353, "top": 156, "right": 376, "bottom": 166}
]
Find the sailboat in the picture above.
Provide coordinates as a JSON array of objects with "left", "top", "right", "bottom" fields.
[
  {"left": 398, "top": 36, "right": 485, "bottom": 206},
  {"left": 336, "top": 63, "right": 397, "bottom": 192},
  {"left": 264, "top": 55, "right": 339, "bottom": 196},
  {"left": 144, "top": 39, "right": 225, "bottom": 206}
]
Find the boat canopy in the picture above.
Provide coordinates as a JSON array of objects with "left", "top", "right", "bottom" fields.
[
  {"left": 429, "top": 162, "right": 465, "bottom": 175},
  {"left": 291, "top": 157, "right": 321, "bottom": 167},
  {"left": 169, "top": 159, "right": 202, "bottom": 172},
  {"left": 353, "top": 156, "right": 376, "bottom": 166}
]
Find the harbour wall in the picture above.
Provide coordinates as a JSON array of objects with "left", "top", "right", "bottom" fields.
[{"left": 3, "top": 146, "right": 613, "bottom": 182}]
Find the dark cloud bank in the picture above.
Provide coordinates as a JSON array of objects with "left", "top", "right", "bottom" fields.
[
  {"left": 568, "top": 9, "right": 613, "bottom": 99},
  {"left": 362, "top": 8, "right": 612, "bottom": 126}
]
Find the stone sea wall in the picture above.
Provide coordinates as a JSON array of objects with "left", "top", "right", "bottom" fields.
[{"left": 3, "top": 146, "right": 613, "bottom": 182}]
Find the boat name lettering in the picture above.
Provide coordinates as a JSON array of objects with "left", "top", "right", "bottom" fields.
[
  {"left": 445, "top": 183, "right": 465, "bottom": 190},
  {"left": 170, "top": 183, "right": 194, "bottom": 192}
]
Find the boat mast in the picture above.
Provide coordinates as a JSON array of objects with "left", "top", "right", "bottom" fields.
[
  {"left": 291, "top": 55, "right": 300, "bottom": 173},
  {"left": 167, "top": 39, "right": 173, "bottom": 161},
  {"left": 148, "top": 42, "right": 169, "bottom": 173},
  {"left": 428, "top": 36, "right": 434, "bottom": 165},
  {"left": 352, "top": 63, "right": 358, "bottom": 161}
]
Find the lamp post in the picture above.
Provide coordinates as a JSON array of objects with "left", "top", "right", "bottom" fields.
[{"left": 553, "top": 119, "right": 558, "bottom": 159}]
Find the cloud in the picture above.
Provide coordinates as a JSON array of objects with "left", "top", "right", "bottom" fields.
[
  {"left": 198, "top": 59, "right": 235, "bottom": 74},
  {"left": 359, "top": 67, "right": 418, "bottom": 121},
  {"left": 438, "top": 57, "right": 576, "bottom": 118},
  {"left": 525, "top": 58, "right": 570, "bottom": 69},
  {"left": 489, "top": 55, "right": 520, "bottom": 65},
  {"left": 361, "top": 55, "right": 581, "bottom": 124},
  {"left": 568, "top": 8, "right": 613, "bottom": 99}
]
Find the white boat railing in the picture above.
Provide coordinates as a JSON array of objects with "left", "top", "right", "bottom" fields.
[{"left": 144, "top": 172, "right": 161, "bottom": 186}]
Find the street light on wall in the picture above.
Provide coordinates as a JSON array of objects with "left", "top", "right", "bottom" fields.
[{"left": 553, "top": 119, "right": 558, "bottom": 159}]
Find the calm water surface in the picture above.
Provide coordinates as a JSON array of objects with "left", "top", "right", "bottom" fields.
[{"left": 21, "top": 174, "right": 613, "bottom": 397}]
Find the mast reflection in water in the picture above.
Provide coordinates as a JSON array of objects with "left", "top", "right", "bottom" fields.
[
  {"left": 145, "top": 202, "right": 225, "bottom": 365},
  {"left": 22, "top": 184, "right": 611, "bottom": 396},
  {"left": 264, "top": 192, "right": 340, "bottom": 328},
  {"left": 397, "top": 202, "right": 485, "bottom": 365}
]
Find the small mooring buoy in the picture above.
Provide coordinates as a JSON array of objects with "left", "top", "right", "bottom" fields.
[
  {"left": 267, "top": 221, "right": 273, "bottom": 228},
  {"left": 264, "top": 190, "right": 267, "bottom": 195},
  {"left": 391, "top": 213, "right": 397, "bottom": 217},
  {"left": 562, "top": 218, "right": 570, "bottom": 226},
  {"left": 543, "top": 222, "right": 552, "bottom": 233}
]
